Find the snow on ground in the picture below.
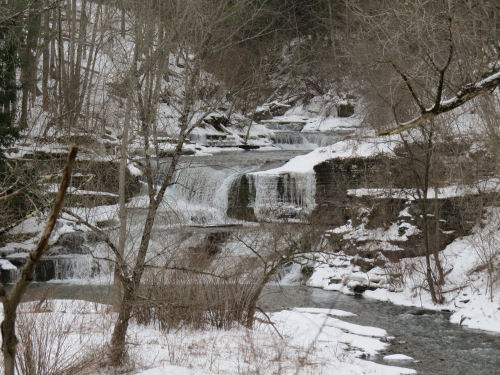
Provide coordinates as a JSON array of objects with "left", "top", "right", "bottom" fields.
[
  {"left": 348, "top": 178, "right": 500, "bottom": 200},
  {"left": 137, "top": 367, "right": 211, "bottom": 375},
  {"left": 308, "top": 207, "right": 500, "bottom": 334},
  {"left": 383, "top": 354, "right": 415, "bottom": 363},
  {"left": 330, "top": 215, "right": 420, "bottom": 243},
  {"left": 0, "top": 300, "right": 415, "bottom": 375},
  {"left": 307, "top": 253, "right": 388, "bottom": 294},
  {"left": 302, "top": 116, "right": 362, "bottom": 132},
  {"left": 256, "top": 138, "right": 394, "bottom": 175}
]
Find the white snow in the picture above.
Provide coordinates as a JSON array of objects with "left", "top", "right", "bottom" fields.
[
  {"left": 311, "top": 207, "right": 500, "bottom": 334},
  {"left": 128, "top": 163, "right": 143, "bottom": 176},
  {"left": 0, "top": 259, "right": 17, "bottom": 271},
  {"left": 256, "top": 138, "right": 394, "bottom": 175},
  {"left": 292, "top": 307, "right": 357, "bottom": 317},
  {"left": 348, "top": 178, "right": 499, "bottom": 200},
  {"left": 384, "top": 354, "right": 415, "bottom": 362},
  {"left": 302, "top": 116, "right": 361, "bottom": 132},
  {"left": 137, "top": 367, "right": 211, "bottom": 375}
]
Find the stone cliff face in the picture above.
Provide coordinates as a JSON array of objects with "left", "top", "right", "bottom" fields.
[
  {"left": 227, "top": 153, "right": 494, "bottom": 262},
  {"left": 312, "top": 156, "right": 494, "bottom": 260}
]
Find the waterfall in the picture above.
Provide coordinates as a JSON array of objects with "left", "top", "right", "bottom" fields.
[
  {"left": 271, "top": 132, "right": 339, "bottom": 150},
  {"left": 163, "top": 164, "right": 245, "bottom": 224},
  {"left": 53, "top": 254, "right": 112, "bottom": 282},
  {"left": 233, "top": 171, "right": 316, "bottom": 220},
  {"left": 1, "top": 252, "right": 112, "bottom": 283}
]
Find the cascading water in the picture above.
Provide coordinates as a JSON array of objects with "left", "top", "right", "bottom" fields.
[
  {"left": 162, "top": 164, "right": 246, "bottom": 224},
  {"left": 30, "top": 148, "right": 316, "bottom": 283},
  {"left": 156, "top": 150, "right": 318, "bottom": 225},
  {"left": 227, "top": 171, "right": 316, "bottom": 221},
  {"left": 51, "top": 254, "right": 112, "bottom": 282},
  {"left": 3, "top": 253, "right": 111, "bottom": 283},
  {"left": 271, "top": 132, "right": 339, "bottom": 150}
]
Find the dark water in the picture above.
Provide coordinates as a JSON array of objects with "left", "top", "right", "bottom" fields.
[
  {"left": 259, "top": 286, "right": 500, "bottom": 375},
  {"left": 21, "top": 283, "right": 500, "bottom": 375}
]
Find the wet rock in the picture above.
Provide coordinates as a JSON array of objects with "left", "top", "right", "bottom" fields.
[
  {"left": 252, "top": 109, "right": 272, "bottom": 122},
  {"left": 202, "top": 114, "right": 230, "bottom": 132},
  {"left": 301, "top": 265, "right": 315, "bottom": 280},
  {"left": 268, "top": 102, "right": 291, "bottom": 116},
  {"left": 52, "top": 231, "right": 88, "bottom": 254},
  {"left": 350, "top": 256, "right": 375, "bottom": 272},
  {"left": 337, "top": 102, "right": 355, "bottom": 117},
  {"left": 351, "top": 284, "right": 378, "bottom": 293},
  {"left": 253, "top": 101, "right": 291, "bottom": 121},
  {"left": 158, "top": 148, "right": 196, "bottom": 157},
  {"left": 410, "top": 310, "right": 426, "bottom": 316}
]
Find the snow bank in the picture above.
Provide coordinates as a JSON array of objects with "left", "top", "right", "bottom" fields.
[
  {"left": 384, "top": 354, "right": 415, "bottom": 362},
  {"left": 137, "top": 366, "right": 211, "bottom": 375},
  {"left": 256, "top": 138, "right": 394, "bottom": 175},
  {"left": 311, "top": 207, "right": 500, "bottom": 334}
]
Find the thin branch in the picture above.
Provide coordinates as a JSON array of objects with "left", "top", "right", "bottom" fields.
[{"left": 389, "top": 62, "right": 425, "bottom": 111}]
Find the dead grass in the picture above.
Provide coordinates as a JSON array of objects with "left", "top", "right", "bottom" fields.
[
  {"left": 133, "top": 270, "right": 260, "bottom": 331},
  {"left": 0, "top": 299, "right": 111, "bottom": 375}
]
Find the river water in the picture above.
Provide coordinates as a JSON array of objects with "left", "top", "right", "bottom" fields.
[
  {"left": 259, "top": 286, "right": 500, "bottom": 375},
  {"left": 22, "top": 283, "right": 500, "bottom": 375}
]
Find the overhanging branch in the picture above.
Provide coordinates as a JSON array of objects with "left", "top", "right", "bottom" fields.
[{"left": 378, "top": 70, "right": 500, "bottom": 136}]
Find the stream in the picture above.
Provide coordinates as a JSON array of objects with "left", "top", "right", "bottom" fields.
[
  {"left": 259, "top": 285, "right": 500, "bottom": 375},
  {"left": 22, "top": 283, "right": 500, "bottom": 375}
]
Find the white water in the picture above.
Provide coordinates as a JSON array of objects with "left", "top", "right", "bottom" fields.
[
  {"left": 248, "top": 172, "right": 316, "bottom": 220},
  {"left": 163, "top": 163, "right": 250, "bottom": 224},
  {"left": 271, "top": 132, "right": 339, "bottom": 150}
]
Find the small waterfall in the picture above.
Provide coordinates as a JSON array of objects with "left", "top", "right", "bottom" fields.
[
  {"left": 228, "top": 171, "right": 316, "bottom": 221},
  {"left": 163, "top": 164, "right": 244, "bottom": 224},
  {"left": 3, "top": 252, "right": 111, "bottom": 283},
  {"left": 188, "top": 133, "right": 239, "bottom": 147},
  {"left": 271, "top": 132, "right": 339, "bottom": 149},
  {"left": 54, "top": 254, "right": 112, "bottom": 282},
  {"left": 251, "top": 172, "right": 316, "bottom": 219},
  {"left": 0, "top": 260, "right": 17, "bottom": 284}
]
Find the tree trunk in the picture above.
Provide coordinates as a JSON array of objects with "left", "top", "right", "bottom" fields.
[
  {"left": 112, "top": 95, "right": 132, "bottom": 311},
  {"left": 433, "top": 185, "right": 444, "bottom": 284},
  {"left": 1, "top": 303, "right": 17, "bottom": 375},
  {"left": 19, "top": 0, "right": 41, "bottom": 127},
  {"left": 42, "top": 8, "right": 50, "bottom": 110},
  {"left": 109, "top": 287, "right": 133, "bottom": 364}
]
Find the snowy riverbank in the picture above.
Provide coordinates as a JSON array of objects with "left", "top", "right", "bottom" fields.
[
  {"left": 1, "top": 300, "right": 416, "bottom": 375},
  {"left": 306, "top": 207, "right": 500, "bottom": 334}
]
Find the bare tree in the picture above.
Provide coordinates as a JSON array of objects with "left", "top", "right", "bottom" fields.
[{"left": 345, "top": 0, "right": 500, "bottom": 136}]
